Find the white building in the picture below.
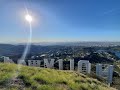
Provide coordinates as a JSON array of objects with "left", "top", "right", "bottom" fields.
[
  {"left": 70, "top": 59, "right": 74, "bottom": 70},
  {"left": 28, "top": 60, "right": 41, "bottom": 67},
  {"left": 78, "top": 60, "right": 91, "bottom": 74},
  {"left": 59, "top": 59, "right": 63, "bottom": 70},
  {"left": 96, "top": 64, "right": 114, "bottom": 84},
  {"left": 17, "top": 59, "right": 26, "bottom": 65},
  {"left": 44, "top": 59, "right": 54, "bottom": 68},
  {"left": 4, "top": 57, "right": 14, "bottom": 63}
]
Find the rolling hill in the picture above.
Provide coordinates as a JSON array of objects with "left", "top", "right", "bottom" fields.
[{"left": 0, "top": 63, "right": 116, "bottom": 90}]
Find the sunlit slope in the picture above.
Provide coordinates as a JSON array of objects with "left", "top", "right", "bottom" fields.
[{"left": 0, "top": 63, "right": 116, "bottom": 90}]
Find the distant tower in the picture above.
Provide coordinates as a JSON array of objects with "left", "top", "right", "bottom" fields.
[
  {"left": 108, "top": 65, "right": 114, "bottom": 84},
  {"left": 96, "top": 64, "right": 114, "bottom": 84},
  {"left": 17, "top": 59, "right": 26, "bottom": 65},
  {"left": 44, "top": 59, "right": 54, "bottom": 68},
  {"left": 28, "top": 60, "right": 41, "bottom": 67},
  {"left": 59, "top": 59, "right": 63, "bottom": 70},
  {"left": 78, "top": 60, "right": 91, "bottom": 74},
  {"left": 96, "top": 64, "right": 102, "bottom": 76},
  {"left": 70, "top": 59, "right": 74, "bottom": 70},
  {"left": 4, "top": 56, "right": 14, "bottom": 63}
]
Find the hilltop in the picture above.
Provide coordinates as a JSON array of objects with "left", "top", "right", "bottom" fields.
[{"left": 0, "top": 63, "right": 116, "bottom": 90}]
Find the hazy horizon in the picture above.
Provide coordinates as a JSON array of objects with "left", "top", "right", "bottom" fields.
[{"left": 0, "top": 41, "right": 120, "bottom": 45}]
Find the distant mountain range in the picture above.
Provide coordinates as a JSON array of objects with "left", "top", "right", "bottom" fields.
[
  {"left": 0, "top": 44, "right": 24, "bottom": 56},
  {"left": 7, "top": 41, "right": 120, "bottom": 46},
  {"left": 0, "top": 44, "right": 65, "bottom": 56},
  {"left": 0, "top": 42, "right": 120, "bottom": 56}
]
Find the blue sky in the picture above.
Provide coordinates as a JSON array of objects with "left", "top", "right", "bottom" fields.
[{"left": 0, "top": 0, "right": 120, "bottom": 43}]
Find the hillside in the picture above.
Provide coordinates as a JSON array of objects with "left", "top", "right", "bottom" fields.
[
  {"left": 0, "top": 63, "right": 116, "bottom": 90},
  {"left": 0, "top": 44, "right": 119, "bottom": 64},
  {"left": 112, "top": 62, "right": 120, "bottom": 89}
]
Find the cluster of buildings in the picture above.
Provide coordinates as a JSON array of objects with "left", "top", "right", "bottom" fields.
[
  {"left": 3, "top": 56, "right": 114, "bottom": 85},
  {"left": 96, "top": 64, "right": 114, "bottom": 84}
]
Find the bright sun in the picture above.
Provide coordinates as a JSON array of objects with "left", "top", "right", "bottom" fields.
[{"left": 25, "top": 14, "right": 32, "bottom": 23}]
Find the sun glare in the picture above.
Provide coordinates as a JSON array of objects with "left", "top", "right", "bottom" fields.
[{"left": 25, "top": 14, "right": 32, "bottom": 23}]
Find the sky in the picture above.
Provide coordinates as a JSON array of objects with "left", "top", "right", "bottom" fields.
[{"left": 0, "top": 0, "right": 120, "bottom": 43}]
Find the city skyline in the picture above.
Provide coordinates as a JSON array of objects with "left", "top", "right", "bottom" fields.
[{"left": 0, "top": 0, "right": 120, "bottom": 43}]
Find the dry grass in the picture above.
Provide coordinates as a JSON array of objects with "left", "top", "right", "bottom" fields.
[{"left": 0, "top": 63, "right": 116, "bottom": 90}]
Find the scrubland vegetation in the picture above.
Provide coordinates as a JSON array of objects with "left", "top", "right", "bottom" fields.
[{"left": 0, "top": 63, "right": 116, "bottom": 90}]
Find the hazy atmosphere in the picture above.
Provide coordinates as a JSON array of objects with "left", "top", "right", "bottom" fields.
[{"left": 0, "top": 0, "right": 120, "bottom": 43}]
